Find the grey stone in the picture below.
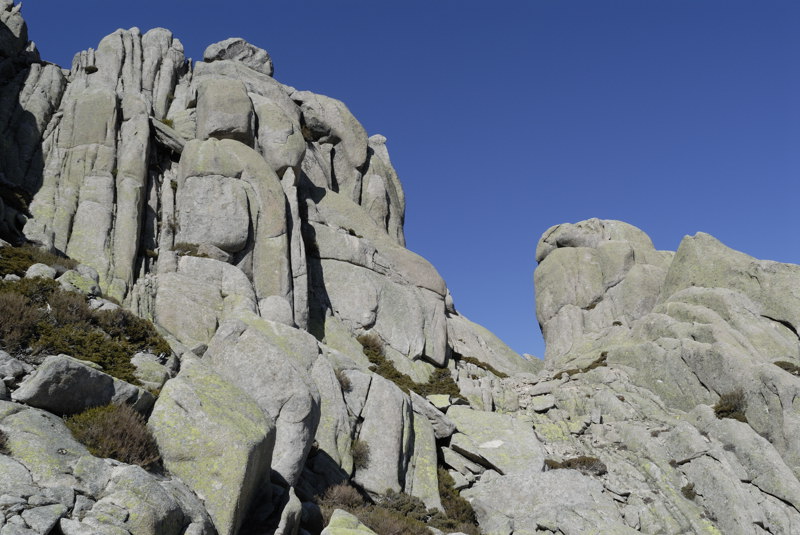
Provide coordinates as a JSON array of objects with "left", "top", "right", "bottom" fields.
[
  {"left": 148, "top": 358, "right": 274, "bottom": 535},
  {"left": 24, "top": 263, "right": 55, "bottom": 280},
  {"left": 353, "top": 375, "right": 412, "bottom": 497},
  {"left": 447, "top": 406, "right": 544, "bottom": 475},
  {"left": 206, "top": 318, "right": 320, "bottom": 487},
  {"left": 196, "top": 78, "right": 254, "bottom": 145},
  {"left": 203, "top": 38, "right": 273, "bottom": 77},
  {"left": 11, "top": 355, "right": 154, "bottom": 416},
  {"left": 21, "top": 504, "right": 67, "bottom": 534},
  {"left": 409, "top": 391, "right": 455, "bottom": 439}
]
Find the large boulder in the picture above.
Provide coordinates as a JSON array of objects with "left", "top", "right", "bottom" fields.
[
  {"left": 203, "top": 38, "right": 274, "bottom": 77},
  {"left": 205, "top": 317, "right": 321, "bottom": 486},
  {"left": 11, "top": 355, "right": 154, "bottom": 416},
  {"left": 148, "top": 358, "right": 275, "bottom": 535}
]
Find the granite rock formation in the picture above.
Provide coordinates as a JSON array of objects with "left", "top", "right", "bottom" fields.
[{"left": 3, "top": 3, "right": 800, "bottom": 534}]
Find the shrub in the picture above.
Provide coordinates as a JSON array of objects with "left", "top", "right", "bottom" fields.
[
  {"left": 65, "top": 403, "right": 160, "bottom": 469},
  {"left": 317, "top": 483, "right": 365, "bottom": 526},
  {"left": 0, "top": 275, "right": 169, "bottom": 384},
  {"left": 413, "top": 367, "right": 462, "bottom": 399},
  {"left": 453, "top": 352, "right": 509, "bottom": 379},
  {"left": 358, "top": 506, "right": 429, "bottom": 535},
  {"left": 554, "top": 351, "right": 608, "bottom": 380},
  {"left": 335, "top": 368, "right": 352, "bottom": 392},
  {"left": 356, "top": 333, "right": 464, "bottom": 400},
  {"left": 0, "top": 245, "right": 77, "bottom": 277},
  {"left": 437, "top": 467, "right": 479, "bottom": 534},
  {"left": 544, "top": 456, "right": 607, "bottom": 476},
  {"left": 0, "top": 429, "right": 8, "bottom": 454},
  {"left": 93, "top": 308, "right": 171, "bottom": 356},
  {"left": 34, "top": 325, "right": 140, "bottom": 384},
  {"left": 713, "top": 389, "right": 747, "bottom": 423},
  {"left": 352, "top": 439, "right": 370, "bottom": 470},
  {"left": 0, "top": 291, "right": 45, "bottom": 352},
  {"left": 681, "top": 482, "right": 697, "bottom": 500},
  {"left": 774, "top": 361, "right": 800, "bottom": 377}
]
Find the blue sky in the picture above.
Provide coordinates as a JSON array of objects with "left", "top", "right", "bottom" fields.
[{"left": 20, "top": 1, "right": 800, "bottom": 359}]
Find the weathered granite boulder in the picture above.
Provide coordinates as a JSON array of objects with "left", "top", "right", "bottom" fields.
[
  {"left": 203, "top": 38, "right": 274, "bottom": 77},
  {"left": 11, "top": 355, "right": 154, "bottom": 416},
  {"left": 148, "top": 358, "right": 275, "bottom": 535}
]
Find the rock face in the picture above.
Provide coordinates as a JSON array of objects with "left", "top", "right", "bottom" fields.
[
  {"left": 0, "top": 5, "right": 540, "bottom": 534},
  {"left": 7, "top": 3, "right": 800, "bottom": 535}
]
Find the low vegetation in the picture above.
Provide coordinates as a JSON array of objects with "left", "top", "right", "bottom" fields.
[
  {"left": 172, "top": 242, "right": 209, "bottom": 258},
  {"left": 681, "top": 482, "right": 697, "bottom": 500},
  {"left": 65, "top": 403, "right": 161, "bottom": 470},
  {"left": 0, "top": 245, "right": 77, "bottom": 277},
  {"left": 356, "top": 333, "right": 463, "bottom": 400},
  {"left": 0, "top": 269, "right": 169, "bottom": 385},
  {"left": 0, "top": 428, "right": 8, "bottom": 454},
  {"left": 351, "top": 438, "right": 370, "bottom": 470},
  {"left": 554, "top": 351, "right": 608, "bottom": 380},
  {"left": 544, "top": 456, "right": 608, "bottom": 476},
  {"left": 774, "top": 360, "right": 800, "bottom": 377},
  {"left": 317, "top": 480, "right": 479, "bottom": 535},
  {"left": 452, "top": 352, "right": 508, "bottom": 379},
  {"left": 713, "top": 389, "right": 747, "bottom": 423}
]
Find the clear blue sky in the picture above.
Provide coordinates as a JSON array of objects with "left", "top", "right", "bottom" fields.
[{"left": 20, "top": 1, "right": 800, "bottom": 359}]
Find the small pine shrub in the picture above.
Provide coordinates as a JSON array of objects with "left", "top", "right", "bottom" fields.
[
  {"left": 681, "top": 482, "right": 697, "bottom": 500},
  {"left": 352, "top": 439, "right": 370, "bottom": 470},
  {"left": 413, "top": 367, "right": 462, "bottom": 399},
  {"left": 65, "top": 403, "right": 160, "bottom": 469},
  {"left": 0, "top": 275, "right": 169, "bottom": 385},
  {"left": 544, "top": 456, "right": 607, "bottom": 476},
  {"left": 774, "top": 361, "right": 800, "bottom": 377},
  {"left": 713, "top": 389, "right": 747, "bottom": 423}
]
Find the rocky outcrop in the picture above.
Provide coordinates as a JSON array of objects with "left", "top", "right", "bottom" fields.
[{"left": 10, "top": 2, "right": 800, "bottom": 534}]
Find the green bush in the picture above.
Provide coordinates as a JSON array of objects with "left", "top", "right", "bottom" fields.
[
  {"left": 352, "top": 439, "right": 370, "bottom": 470},
  {"left": 437, "top": 467, "right": 480, "bottom": 534},
  {"left": 356, "top": 334, "right": 463, "bottom": 400},
  {"left": 0, "top": 245, "right": 77, "bottom": 277},
  {"left": 0, "top": 276, "right": 169, "bottom": 385},
  {"left": 65, "top": 403, "right": 160, "bottom": 469},
  {"left": 713, "top": 389, "right": 747, "bottom": 423}
]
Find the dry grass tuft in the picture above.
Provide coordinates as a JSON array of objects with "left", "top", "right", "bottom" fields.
[{"left": 713, "top": 389, "right": 747, "bottom": 423}]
